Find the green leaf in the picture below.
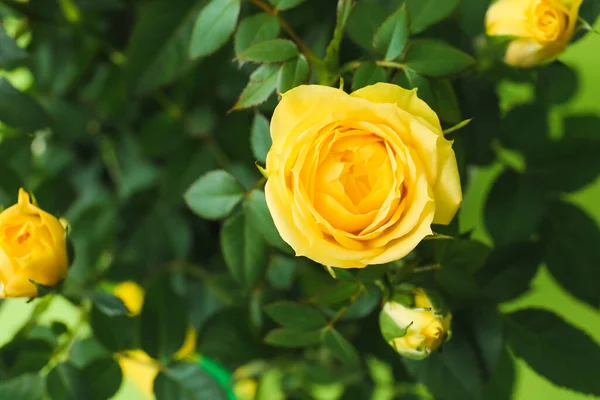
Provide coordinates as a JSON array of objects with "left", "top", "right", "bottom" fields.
[
  {"left": 184, "top": 170, "right": 245, "bottom": 220},
  {"left": 232, "top": 64, "right": 281, "bottom": 110},
  {"left": 250, "top": 112, "right": 272, "bottom": 163},
  {"left": 482, "top": 346, "right": 516, "bottom": 400},
  {"left": 352, "top": 62, "right": 387, "bottom": 91},
  {"left": 373, "top": 5, "right": 409, "bottom": 61},
  {"left": 264, "top": 328, "right": 323, "bottom": 348},
  {"left": 268, "top": 0, "right": 307, "bottom": 11},
  {"left": 311, "top": 281, "right": 362, "bottom": 306},
  {"left": 466, "top": 304, "right": 503, "bottom": 376},
  {"left": 323, "top": 328, "right": 360, "bottom": 365},
  {"left": 154, "top": 362, "right": 228, "bottom": 400},
  {"left": 70, "top": 338, "right": 110, "bottom": 369},
  {"left": 124, "top": 0, "right": 199, "bottom": 94},
  {"left": 89, "top": 305, "right": 136, "bottom": 352},
  {"left": 0, "top": 25, "right": 27, "bottom": 68},
  {"left": 476, "top": 242, "right": 543, "bottom": 303},
  {"left": 278, "top": 55, "right": 309, "bottom": 93},
  {"left": 403, "top": 327, "right": 483, "bottom": 400},
  {"left": 264, "top": 301, "right": 327, "bottom": 330},
  {"left": 540, "top": 200, "right": 600, "bottom": 308},
  {"left": 536, "top": 62, "right": 578, "bottom": 105},
  {"left": 0, "top": 78, "right": 50, "bottom": 132},
  {"left": 89, "top": 292, "right": 130, "bottom": 317},
  {"left": 244, "top": 189, "right": 293, "bottom": 254},
  {"left": 46, "top": 358, "right": 122, "bottom": 400},
  {"left": 140, "top": 278, "right": 189, "bottom": 359},
  {"left": 347, "top": 2, "right": 388, "bottom": 50},
  {"left": 0, "top": 374, "right": 44, "bottom": 400},
  {"left": 237, "top": 39, "right": 298, "bottom": 63},
  {"left": 189, "top": 0, "right": 241, "bottom": 59},
  {"left": 234, "top": 13, "right": 280, "bottom": 57},
  {"left": 221, "top": 208, "right": 268, "bottom": 289},
  {"left": 0, "top": 339, "right": 54, "bottom": 376},
  {"left": 406, "top": 0, "right": 461, "bottom": 34},
  {"left": 404, "top": 40, "right": 475, "bottom": 77},
  {"left": 484, "top": 170, "right": 546, "bottom": 246},
  {"left": 505, "top": 308, "right": 600, "bottom": 396},
  {"left": 324, "top": 0, "right": 355, "bottom": 70},
  {"left": 267, "top": 255, "right": 297, "bottom": 290}
]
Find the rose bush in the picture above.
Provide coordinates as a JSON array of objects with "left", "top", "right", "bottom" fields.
[{"left": 265, "top": 83, "right": 462, "bottom": 268}]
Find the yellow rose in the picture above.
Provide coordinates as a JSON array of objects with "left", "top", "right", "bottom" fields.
[
  {"left": 379, "top": 288, "right": 452, "bottom": 359},
  {"left": 264, "top": 83, "right": 461, "bottom": 269},
  {"left": 0, "top": 188, "right": 68, "bottom": 298},
  {"left": 485, "top": 0, "right": 583, "bottom": 67}
]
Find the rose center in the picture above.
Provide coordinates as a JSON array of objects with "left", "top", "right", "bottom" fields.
[{"left": 530, "top": 1, "right": 568, "bottom": 42}]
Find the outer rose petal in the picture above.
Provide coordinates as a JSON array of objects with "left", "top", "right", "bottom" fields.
[
  {"left": 485, "top": 0, "right": 531, "bottom": 37},
  {"left": 504, "top": 38, "right": 550, "bottom": 67},
  {"left": 2, "top": 274, "right": 37, "bottom": 298},
  {"left": 432, "top": 140, "right": 462, "bottom": 225},
  {"left": 350, "top": 83, "right": 441, "bottom": 133}
]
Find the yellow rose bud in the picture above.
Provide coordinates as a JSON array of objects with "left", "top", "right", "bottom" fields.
[
  {"left": 379, "top": 288, "right": 451, "bottom": 359},
  {"left": 485, "top": 0, "right": 583, "bottom": 67},
  {"left": 265, "top": 83, "right": 461, "bottom": 268},
  {"left": 0, "top": 188, "right": 68, "bottom": 298},
  {"left": 114, "top": 281, "right": 197, "bottom": 399}
]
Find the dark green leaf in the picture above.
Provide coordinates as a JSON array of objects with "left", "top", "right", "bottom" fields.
[
  {"left": 506, "top": 308, "right": 600, "bottom": 395},
  {"left": 268, "top": 0, "right": 307, "bottom": 11},
  {"left": 352, "top": 62, "right": 386, "bottom": 91},
  {"left": 0, "top": 78, "right": 50, "bottom": 132},
  {"left": 250, "top": 112, "right": 272, "bottom": 163},
  {"left": 466, "top": 304, "right": 503, "bottom": 376},
  {"left": 429, "top": 78, "right": 461, "bottom": 124},
  {"left": 0, "top": 339, "right": 54, "bottom": 376},
  {"left": 154, "top": 362, "right": 228, "bottom": 400},
  {"left": 436, "top": 239, "right": 490, "bottom": 273},
  {"left": 46, "top": 359, "right": 122, "bottom": 400},
  {"left": 482, "top": 346, "right": 516, "bottom": 400},
  {"left": 237, "top": 39, "right": 298, "bottom": 63},
  {"left": 0, "top": 26, "right": 27, "bottom": 68},
  {"left": 264, "top": 301, "right": 327, "bottom": 330},
  {"left": 140, "top": 278, "right": 189, "bottom": 359},
  {"left": 264, "top": 328, "right": 322, "bottom": 348},
  {"left": 404, "top": 40, "right": 475, "bottom": 77},
  {"left": 347, "top": 2, "right": 388, "bottom": 50},
  {"left": 232, "top": 64, "right": 281, "bottom": 110},
  {"left": 124, "top": 0, "right": 199, "bottom": 94},
  {"left": 70, "top": 338, "right": 110, "bottom": 369},
  {"left": 234, "top": 13, "right": 280, "bottom": 56},
  {"left": 406, "top": 0, "right": 461, "bottom": 34},
  {"left": 221, "top": 208, "right": 268, "bottom": 289},
  {"left": 536, "top": 62, "right": 578, "bottom": 105},
  {"left": 89, "top": 304, "right": 137, "bottom": 352},
  {"left": 373, "top": 5, "right": 409, "bottom": 61},
  {"left": 0, "top": 374, "right": 44, "bottom": 400},
  {"left": 189, "top": 0, "right": 241, "bottom": 59},
  {"left": 89, "top": 292, "right": 130, "bottom": 317},
  {"left": 311, "top": 280, "right": 362, "bottom": 306},
  {"left": 403, "top": 327, "right": 483, "bottom": 400},
  {"left": 278, "top": 55, "right": 309, "bottom": 93},
  {"left": 184, "top": 170, "right": 245, "bottom": 220},
  {"left": 476, "top": 242, "right": 543, "bottom": 303},
  {"left": 244, "top": 189, "right": 293, "bottom": 254},
  {"left": 484, "top": 170, "right": 546, "bottom": 246},
  {"left": 267, "top": 255, "right": 297, "bottom": 290},
  {"left": 323, "top": 328, "right": 360, "bottom": 365},
  {"left": 541, "top": 200, "right": 600, "bottom": 308}
]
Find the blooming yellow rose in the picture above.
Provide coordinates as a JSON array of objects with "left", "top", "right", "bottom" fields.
[
  {"left": 485, "top": 0, "right": 583, "bottom": 67},
  {"left": 379, "top": 288, "right": 451, "bottom": 359},
  {"left": 264, "top": 83, "right": 462, "bottom": 268},
  {"left": 0, "top": 188, "right": 68, "bottom": 298}
]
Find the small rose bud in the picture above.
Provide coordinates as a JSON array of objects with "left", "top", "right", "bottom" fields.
[{"left": 379, "top": 287, "right": 451, "bottom": 359}]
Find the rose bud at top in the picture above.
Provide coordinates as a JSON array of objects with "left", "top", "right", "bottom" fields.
[
  {"left": 0, "top": 188, "right": 68, "bottom": 298},
  {"left": 265, "top": 83, "right": 462, "bottom": 269},
  {"left": 379, "top": 288, "right": 451, "bottom": 359},
  {"left": 485, "top": 0, "right": 583, "bottom": 68}
]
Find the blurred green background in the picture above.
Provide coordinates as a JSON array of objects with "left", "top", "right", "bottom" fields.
[{"left": 0, "top": 12, "right": 599, "bottom": 400}]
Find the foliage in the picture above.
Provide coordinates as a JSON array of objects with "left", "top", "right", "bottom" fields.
[{"left": 0, "top": 0, "right": 599, "bottom": 399}]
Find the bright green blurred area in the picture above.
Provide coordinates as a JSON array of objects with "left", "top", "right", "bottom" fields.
[{"left": 0, "top": 22, "right": 599, "bottom": 400}]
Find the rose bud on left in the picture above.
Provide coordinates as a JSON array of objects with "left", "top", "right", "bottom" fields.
[{"left": 0, "top": 188, "right": 68, "bottom": 298}]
